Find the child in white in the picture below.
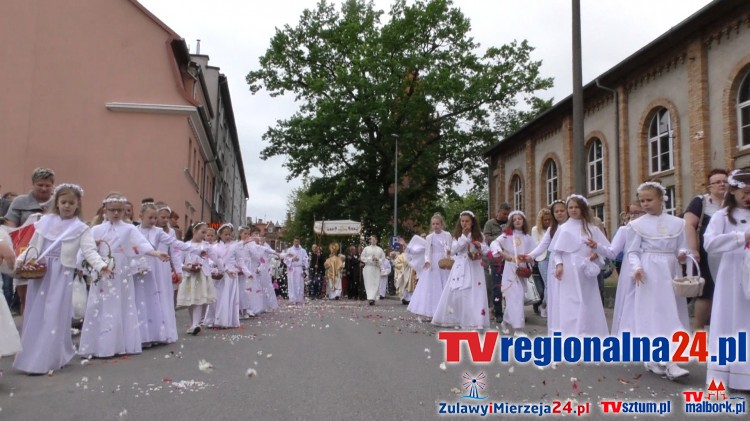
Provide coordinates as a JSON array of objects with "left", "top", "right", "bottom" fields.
[
  {"left": 177, "top": 222, "right": 218, "bottom": 335},
  {"left": 13, "top": 185, "right": 110, "bottom": 373},
  {"left": 136, "top": 203, "right": 194, "bottom": 345},
  {"left": 491, "top": 211, "right": 536, "bottom": 333},
  {"left": 432, "top": 211, "right": 490, "bottom": 329},
  {"left": 204, "top": 224, "right": 244, "bottom": 328},
  {"left": 79, "top": 193, "right": 169, "bottom": 358},
  {"left": 704, "top": 168, "right": 750, "bottom": 390},
  {"left": 548, "top": 195, "right": 613, "bottom": 337},
  {"left": 627, "top": 182, "right": 690, "bottom": 380},
  {"left": 0, "top": 228, "right": 22, "bottom": 361},
  {"left": 610, "top": 203, "right": 643, "bottom": 335},
  {"left": 408, "top": 213, "right": 452, "bottom": 319}
]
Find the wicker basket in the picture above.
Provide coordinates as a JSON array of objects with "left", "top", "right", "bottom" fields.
[
  {"left": 183, "top": 263, "right": 202, "bottom": 273},
  {"left": 15, "top": 246, "right": 48, "bottom": 279},
  {"left": 438, "top": 257, "right": 454, "bottom": 270},
  {"left": 211, "top": 271, "right": 224, "bottom": 280},
  {"left": 81, "top": 240, "right": 115, "bottom": 283},
  {"left": 672, "top": 255, "right": 705, "bottom": 298},
  {"left": 515, "top": 263, "right": 532, "bottom": 279}
]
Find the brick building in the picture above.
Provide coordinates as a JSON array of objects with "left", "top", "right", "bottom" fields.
[{"left": 485, "top": 0, "right": 750, "bottom": 235}]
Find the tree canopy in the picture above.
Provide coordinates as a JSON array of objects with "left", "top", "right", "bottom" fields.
[{"left": 248, "top": 0, "right": 552, "bottom": 233}]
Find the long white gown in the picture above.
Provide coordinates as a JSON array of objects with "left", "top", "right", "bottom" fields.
[
  {"left": 0, "top": 229, "right": 21, "bottom": 358},
  {"left": 284, "top": 246, "right": 308, "bottom": 304},
  {"left": 626, "top": 213, "right": 689, "bottom": 339},
  {"left": 491, "top": 230, "right": 536, "bottom": 329},
  {"left": 408, "top": 231, "right": 452, "bottom": 318},
  {"left": 79, "top": 221, "right": 155, "bottom": 357},
  {"left": 432, "top": 234, "right": 490, "bottom": 329},
  {"left": 548, "top": 218, "right": 613, "bottom": 337},
  {"left": 704, "top": 207, "right": 750, "bottom": 390},
  {"left": 204, "top": 241, "right": 243, "bottom": 328},
  {"left": 609, "top": 225, "right": 636, "bottom": 335}
]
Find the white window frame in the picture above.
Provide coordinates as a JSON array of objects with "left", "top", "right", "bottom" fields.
[
  {"left": 587, "top": 138, "right": 604, "bottom": 193},
  {"left": 512, "top": 176, "right": 523, "bottom": 212},
  {"left": 648, "top": 108, "right": 674, "bottom": 174},
  {"left": 738, "top": 72, "right": 750, "bottom": 149},
  {"left": 664, "top": 186, "right": 676, "bottom": 216},
  {"left": 545, "top": 160, "right": 559, "bottom": 206}
]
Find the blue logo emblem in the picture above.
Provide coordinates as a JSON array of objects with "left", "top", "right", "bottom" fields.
[{"left": 461, "top": 372, "right": 488, "bottom": 400}]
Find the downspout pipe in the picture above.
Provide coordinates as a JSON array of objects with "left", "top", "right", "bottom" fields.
[{"left": 595, "top": 79, "right": 621, "bottom": 218}]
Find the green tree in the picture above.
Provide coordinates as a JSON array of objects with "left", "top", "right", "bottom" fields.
[{"left": 248, "top": 0, "right": 552, "bottom": 232}]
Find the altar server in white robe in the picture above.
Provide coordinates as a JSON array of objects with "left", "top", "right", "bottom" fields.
[
  {"left": 627, "top": 182, "right": 691, "bottom": 380},
  {"left": 704, "top": 168, "right": 750, "bottom": 390},
  {"left": 361, "top": 235, "right": 386, "bottom": 305},
  {"left": 284, "top": 238, "right": 308, "bottom": 305}
]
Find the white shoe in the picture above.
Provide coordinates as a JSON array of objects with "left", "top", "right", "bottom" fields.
[
  {"left": 665, "top": 363, "right": 689, "bottom": 381},
  {"left": 540, "top": 307, "right": 547, "bottom": 318},
  {"left": 645, "top": 361, "right": 666, "bottom": 376}
]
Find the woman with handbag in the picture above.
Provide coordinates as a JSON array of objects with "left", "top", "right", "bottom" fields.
[
  {"left": 627, "top": 182, "right": 691, "bottom": 381},
  {"left": 407, "top": 213, "right": 452, "bottom": 320},
  {"left": 683, "top": 169, "right": 728, "bottom": 331},
  {"left": 704, "top": 168, "right": 750, "bottom": 391},
  {"left": 490, "top": 211, "right": 536, "bottom": 334},
  {"left": 432, "top": 211, "right": 490, "bottom": 329}
]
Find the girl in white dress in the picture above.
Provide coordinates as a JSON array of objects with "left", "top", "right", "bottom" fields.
[
  {"left": 408, "top": 213, "right": 452, "bottom": 319},
  {"left": 432, "top": 211, "right": 490, "bottom": 329},
  {"left": 177, "top": 222, "right": 218, "bottom": 335},
  {"left": 704, "top": 168, "right": 750, "bottom": 390},
  {"left": 13, "top": 185, "right": 110, "bottom": 373},
  {"left": 0, "top": 229, "right": 22, "bottom": 364},
  {"left": 610, "top": 202, "right": 643, "bottom": 335},
  {"left": 627, "top": 182, "right": 691, "bottom": 380},
  {"left": 79, "top": 193, "right": 170, "bottom": 358},
  {"left": 235, "top": 227, "right": 256, "bottom": 318},
  {"left": 204, "top": 224, "right": 243, "bottom": 328},
  {"left": 155, "top": 203, "right": 183, "bottom": 305},
  {"left": 491, "top": 211, "right": 536, "bottom": 333},
  {"left": 135, "top": 203, "right": 194, "bottom": 345},
  {"left": 524, "top": 200, "right": 568, "bottom": 334},
  {"left": 547, "top": 195, "right": 613, "bottom": 337}
]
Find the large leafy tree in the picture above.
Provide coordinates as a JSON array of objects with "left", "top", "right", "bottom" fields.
[{"left": 248, "top": 0, "right": 552, "bottom": 232}]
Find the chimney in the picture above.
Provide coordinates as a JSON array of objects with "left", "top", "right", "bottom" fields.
[{"left": 196, "top": 39, "right": 201, "bottom": 55}]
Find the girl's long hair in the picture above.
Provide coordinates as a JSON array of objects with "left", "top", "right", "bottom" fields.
[
  {"left": 549, "top": 201, "right": 566, "bottom": 239},
  {"left": 453, "top": 212, "right": 483, "bottom": 242},
  {"left": 724, "top": 167, "right": 750, "bottom": 225}
]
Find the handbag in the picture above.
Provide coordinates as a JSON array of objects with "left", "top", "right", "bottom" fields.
[
  {"left": 672, "top": 255, "right": 705, "bottom": 297},
  {"left": 523, "top": 277, "right": 541, "bottom": 305},
  {"left": 72, "top": 273, "right": 88, "bottom": 320}
]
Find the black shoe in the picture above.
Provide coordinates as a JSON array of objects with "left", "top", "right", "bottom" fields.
[
  {"left": 379, "top": 295, "right": 385, "bottom": 299},
  {"left": 334, "top": 296, "right": 340, "bottom": 300},
  {"left": 368, "top": 300, "right": 375, "bottom": 305},
  {"left": 402, "top": 299, "right": 410, "bottom": 305},
  {"left": 533, "top": 304, "right": 540, "bottom": 315}
]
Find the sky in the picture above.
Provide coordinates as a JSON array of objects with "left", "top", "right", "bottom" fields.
[{"left": 139, "top": 0, "right": 713, "bottom": 224}]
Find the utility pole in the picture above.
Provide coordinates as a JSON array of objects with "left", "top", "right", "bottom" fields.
[{"left": 572, "top": 0, "right": 586, "bottom": 194}]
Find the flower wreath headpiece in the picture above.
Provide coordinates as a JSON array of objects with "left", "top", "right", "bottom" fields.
[
  {"left": 218, "top": 222, "right": 234, "bottom": 233},
  {"left": 53, "top": 183, "right": 84, "bottom": 197},
  {"left": 566, "top": 194, "right": 589, "bottom": 206},
  {"left": 637, "top": 181, "right": 668, "bottom": 202},
  {"left": 102, "top": 196, "right": 128, "bottom": 205},
  {"left": 460, "top": 210, "right": 476, "bottom": 219},
  {"left": 728, "top": 169, "right": 749, "bottom": 189},
  {"left": 507, "top": 210, "right": 526, "bottom": 221}
]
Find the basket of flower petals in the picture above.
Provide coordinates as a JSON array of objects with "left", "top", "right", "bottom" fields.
[
  {"left": 15, "top": 246, "right": 48, "bottom": 279},
  {"left": 183, "top": 263, "right": 202, "bottom": 273},
  {"left": 210, "top": 271, "right": 224, "bottom": 280}
]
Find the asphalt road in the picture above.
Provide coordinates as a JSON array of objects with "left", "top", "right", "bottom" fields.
[{"left": 0, "top": 298, "right": 741, "bottom": 420}]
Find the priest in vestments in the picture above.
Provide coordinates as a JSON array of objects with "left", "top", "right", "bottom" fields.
[
  {"left": 283, "top": 238, "right": 308, "bottom": 305},
  {"left": 360, "top": 235, "right": 385, "bottom": 305}
]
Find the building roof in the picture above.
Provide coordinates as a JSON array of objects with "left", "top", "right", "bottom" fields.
[
  {"left": 219, "top": 74, "right": 250, "bottom": 199},
  {"left": 483, "top": 0, "right": 743, "bottom": 157}
]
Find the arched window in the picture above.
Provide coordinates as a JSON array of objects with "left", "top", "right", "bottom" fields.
[
  {"left": 511, "top": 175, "right": 523, "bottom": 211},
  {"left": 648, "top": 108, "right": 674, "bottom": 174},
  {"left": 545, "top": 159, "right": 559, "bottom": 205},
  {"left": 587, "top": 138, "right": 604, "bottom": 193},
  {"left": 738, "top": 72, "right": 750, "bottom": 148}
]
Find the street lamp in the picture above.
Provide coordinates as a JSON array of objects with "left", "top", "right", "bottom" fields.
[{"left": 392, "top": 134, "right": 399, "bottom": 240}]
